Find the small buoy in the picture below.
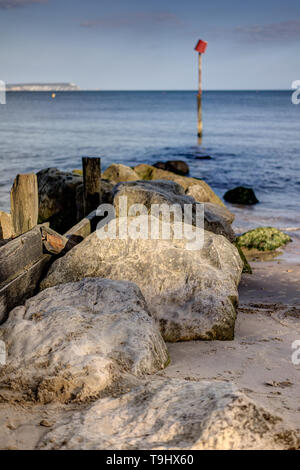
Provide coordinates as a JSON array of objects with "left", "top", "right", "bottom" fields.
[{"left": 51, "top": 93, "right": 56, "bottom": 99}]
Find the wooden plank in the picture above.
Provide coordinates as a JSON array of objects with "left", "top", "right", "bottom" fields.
[
  {"left": 0, "top": 254, "right": 51, "bottom": 324},
  {"left": 10, "top": 173, "right": 39, "bottom": 237},
  {"left": 64, "top": 209, "right": 98, "bottom": 239},
  {"left": 82, "top": 157, "right": 101, "bottom": 216},
  {"left": 0, "top": 226, "right": 43, "bottom": 286},
  {"left": 41, "top": 225, "right": 82, "bottom": 255},
  {"left": 41, "top": 225, "right": 69, "bottom": 255}
]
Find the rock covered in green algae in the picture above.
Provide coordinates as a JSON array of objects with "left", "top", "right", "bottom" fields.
[{"left": 236, "top": 227, "right": 291, "bottom": 252}]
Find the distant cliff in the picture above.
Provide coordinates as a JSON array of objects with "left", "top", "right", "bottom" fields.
[{"left": 6, "top": 83, "right": 80, "bottom": 92}]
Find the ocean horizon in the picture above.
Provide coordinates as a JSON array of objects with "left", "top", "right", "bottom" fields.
[{"left": 1, "top": 90, "right": 299, "bottom": 232}]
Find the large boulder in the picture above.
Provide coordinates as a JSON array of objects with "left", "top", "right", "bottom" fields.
[
  {"left": 38, "top": 379, "right": 299, "bottom": 450},
  {"left": 236, "top": 227, "right": 291, "bottom": 252},
  {"left": 134, "top": 164, "right": 225, "bottom": 207},
  {"left": 102, "top": 164, "right": 140, "bottom": 183},
  {"left": 0, "top": 278, "right": 168, "bottom": 403},
  {"left": 224, "top": 186, "right": 259, "bottom": 205},
  {"left": 113, "top": 180, "right": 235, "bottom": 242},
  {"left": 153, "top": 160, "right": 189, "bottom": 176},
  {"left": 41, "top": 216, "right": 243, "bottom": 342},
  {"left": 37, "top": 168, "right": 83, "bottom": 233}
]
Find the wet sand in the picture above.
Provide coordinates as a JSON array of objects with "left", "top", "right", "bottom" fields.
[{"left": 163, "top": 235, "right": 300, "bottom": 432}]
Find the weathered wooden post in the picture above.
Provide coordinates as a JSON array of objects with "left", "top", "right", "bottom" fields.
[
  {"left": 194, "top": 39, "right": 208, "bottom": 139},
  {"left": 10, "top": 173, "right": 39, "bottom": 237},
  {"left": 82, "top": 157, "right": 101, "bottom": 216}
]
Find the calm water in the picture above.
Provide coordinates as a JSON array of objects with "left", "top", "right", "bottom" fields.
[{"left": 0, "top": 91, "right": 299, "bottom": 231}]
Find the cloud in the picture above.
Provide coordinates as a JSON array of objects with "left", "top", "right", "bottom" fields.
[
  {"left": 0, "top": 0, "right": 47, "bottom": 9},
  {"left": 234, "top": 20, "right": 300, "bottom": 42},
  {"left": 80, "top": 12, "right": 182, "bottom": 30}
]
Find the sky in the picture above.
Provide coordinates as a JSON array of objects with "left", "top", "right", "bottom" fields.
[{"left": 0, "top": 0, "right": 300, "bottom": 90}]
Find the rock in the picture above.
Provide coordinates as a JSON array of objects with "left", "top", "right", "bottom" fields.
[
  {"left": 236, "top": 227, "right": 292, "bottom": 252},
  {"left": 134, "top": 164, "right": 225, "bottom": 207},
  {"left": 40, "top": 420, "right": 55, "bottom": 428},
  {"left": 202, "top": 203, "right": 235, "bottom": 242},
  {"left": 75, "top": 179, "right": 114, "bottom": 220},
  {"left": 224, "top": 187, "right": 259, "bottom": 205},
  {"left": 38, "top": 379, "right": 299, "bottom": 450},
  {"left": 113, "top": 180, "right": 235, "bottom": 241},
  {"left": 37, "top": 168, "right": 114, "bottom": 231},
  {"left": 41, "top": 216, "right": 243, "bottom": 342},
  {"left": 102, "top": 164, "right": 140, "bottom": 183},
  {"left": 37, "top": 168, "right": 83, "bottom": 233},
  {"left": 0, "top": 278, "right": 168, "bottom": 403},
  {"left": 0, "top": 211, "right": 13, "bottom": 239},
  {"left": 153, "top": 160, "right": 189, "bottom": 176},
  {"left": 201, "top": 202, "right": 235, "bottom": 225},
  {"left": 100, "top": 179, "right": 115, "bottom": 205}
]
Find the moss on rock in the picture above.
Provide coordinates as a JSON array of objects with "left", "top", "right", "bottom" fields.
[{"left": 236, "top": 227, "right": 291, "bottom": 252}]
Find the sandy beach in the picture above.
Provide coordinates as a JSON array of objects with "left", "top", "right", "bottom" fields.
[{"left": 1, "top": 0, "right": 300, "bottom": 452}]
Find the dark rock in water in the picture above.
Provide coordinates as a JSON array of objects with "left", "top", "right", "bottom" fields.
[
  {"left": 153, "top": 160, "right": 189, "bottom": 176},
  {"left": 224, "top": 187, "right": 259, "bottom": 205}
]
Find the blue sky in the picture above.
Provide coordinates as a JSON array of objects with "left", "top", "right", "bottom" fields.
[{"left": 0, "top": 0, "right": 300, "bottom": 89}]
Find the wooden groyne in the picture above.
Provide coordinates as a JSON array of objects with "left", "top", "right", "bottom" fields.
[{"left": 0, "top": 157, "right": 101, "bottom": 323}]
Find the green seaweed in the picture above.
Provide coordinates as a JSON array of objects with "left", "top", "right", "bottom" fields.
[
  {"left": 234, "top": 243, "right": 253, "bottom": 274},
  {"left": 236, "top": 227, "right": 291, "bottom": 252}
]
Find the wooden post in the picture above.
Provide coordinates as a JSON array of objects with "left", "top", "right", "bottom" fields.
[
  {"left": 194, "top": 39, "right": 207, "bottom": 141},
  {"left": 197, "top": 52, "right": 203, "bottom": 139},
  {"left": 10, "top": 173, "right": 39, "bottom": 237},
  {"left": 82, "top": 157, "right": 101, "bottom": 216}
]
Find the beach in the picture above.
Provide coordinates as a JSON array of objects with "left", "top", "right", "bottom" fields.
[
  {"left": 0, "top": 236, "right": 299, "bottom": 449},
  {"left": 0, "top": 91, "right": 299, "bottom": 450}
]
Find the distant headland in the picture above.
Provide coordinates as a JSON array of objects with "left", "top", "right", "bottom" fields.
[{"left": 6, "top": 82, "right": 80, "bottom": 92}]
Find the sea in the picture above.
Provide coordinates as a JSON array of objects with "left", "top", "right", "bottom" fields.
[{"left": 0, "top": 90, "right": 299, "bottom": 232}]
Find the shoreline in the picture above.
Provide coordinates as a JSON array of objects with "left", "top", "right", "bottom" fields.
[{"left": 0, "top": 162, "right": 299, "bottom": 450}]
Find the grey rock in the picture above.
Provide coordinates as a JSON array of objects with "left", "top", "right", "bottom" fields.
[
  {"left": 41, "top": 216, "right": 243, "bottom": 342},
  {"left": 113, "top": 180, "right": 235, "bottom": 241},
  {"left": 0, "top": 278, "right": 168, "bottom": 403},
  {"left": 38, "top": 379, "right": 299, "bottom": 450}
]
